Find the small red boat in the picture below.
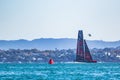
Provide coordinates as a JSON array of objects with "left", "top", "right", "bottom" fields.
[{"left": 49, "top": 59, "right": 54, "bottom": 64}]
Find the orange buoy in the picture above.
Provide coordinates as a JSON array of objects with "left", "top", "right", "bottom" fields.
[{"left": 49, "top": 59, "right": 54, "bottom": 64}]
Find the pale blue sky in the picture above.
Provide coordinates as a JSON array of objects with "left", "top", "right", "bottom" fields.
[{"left": 0, "top": 0, "right": 120, "bottom": 41}]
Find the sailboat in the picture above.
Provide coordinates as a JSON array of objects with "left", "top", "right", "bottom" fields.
[{"left": 76, "top": 30, "right": 97, "bottom": 63}]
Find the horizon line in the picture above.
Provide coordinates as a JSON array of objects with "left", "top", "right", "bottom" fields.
[{"left": 0, "top": 38, "right": 119, "bottom": 42}]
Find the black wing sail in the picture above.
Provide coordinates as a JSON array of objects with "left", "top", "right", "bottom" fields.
[{"left": 76, "top": 30, "right": 84, "bottom": 62}]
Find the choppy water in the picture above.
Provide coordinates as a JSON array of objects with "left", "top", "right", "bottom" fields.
[{"left": 0, "top": 63, "right": 120, "bottom": 80}]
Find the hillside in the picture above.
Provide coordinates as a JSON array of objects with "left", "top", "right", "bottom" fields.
[{"left": 0, "top": 38, "right": 120, "bottom": 50}]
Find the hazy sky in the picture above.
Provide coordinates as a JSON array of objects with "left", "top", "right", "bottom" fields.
[{"left": 0, "top": 0, "right": 120, "bottom": 41}]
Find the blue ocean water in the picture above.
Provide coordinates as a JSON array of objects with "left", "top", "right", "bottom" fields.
[{"left": 0, "top": 63, "right": 120, "bottom": 80}]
